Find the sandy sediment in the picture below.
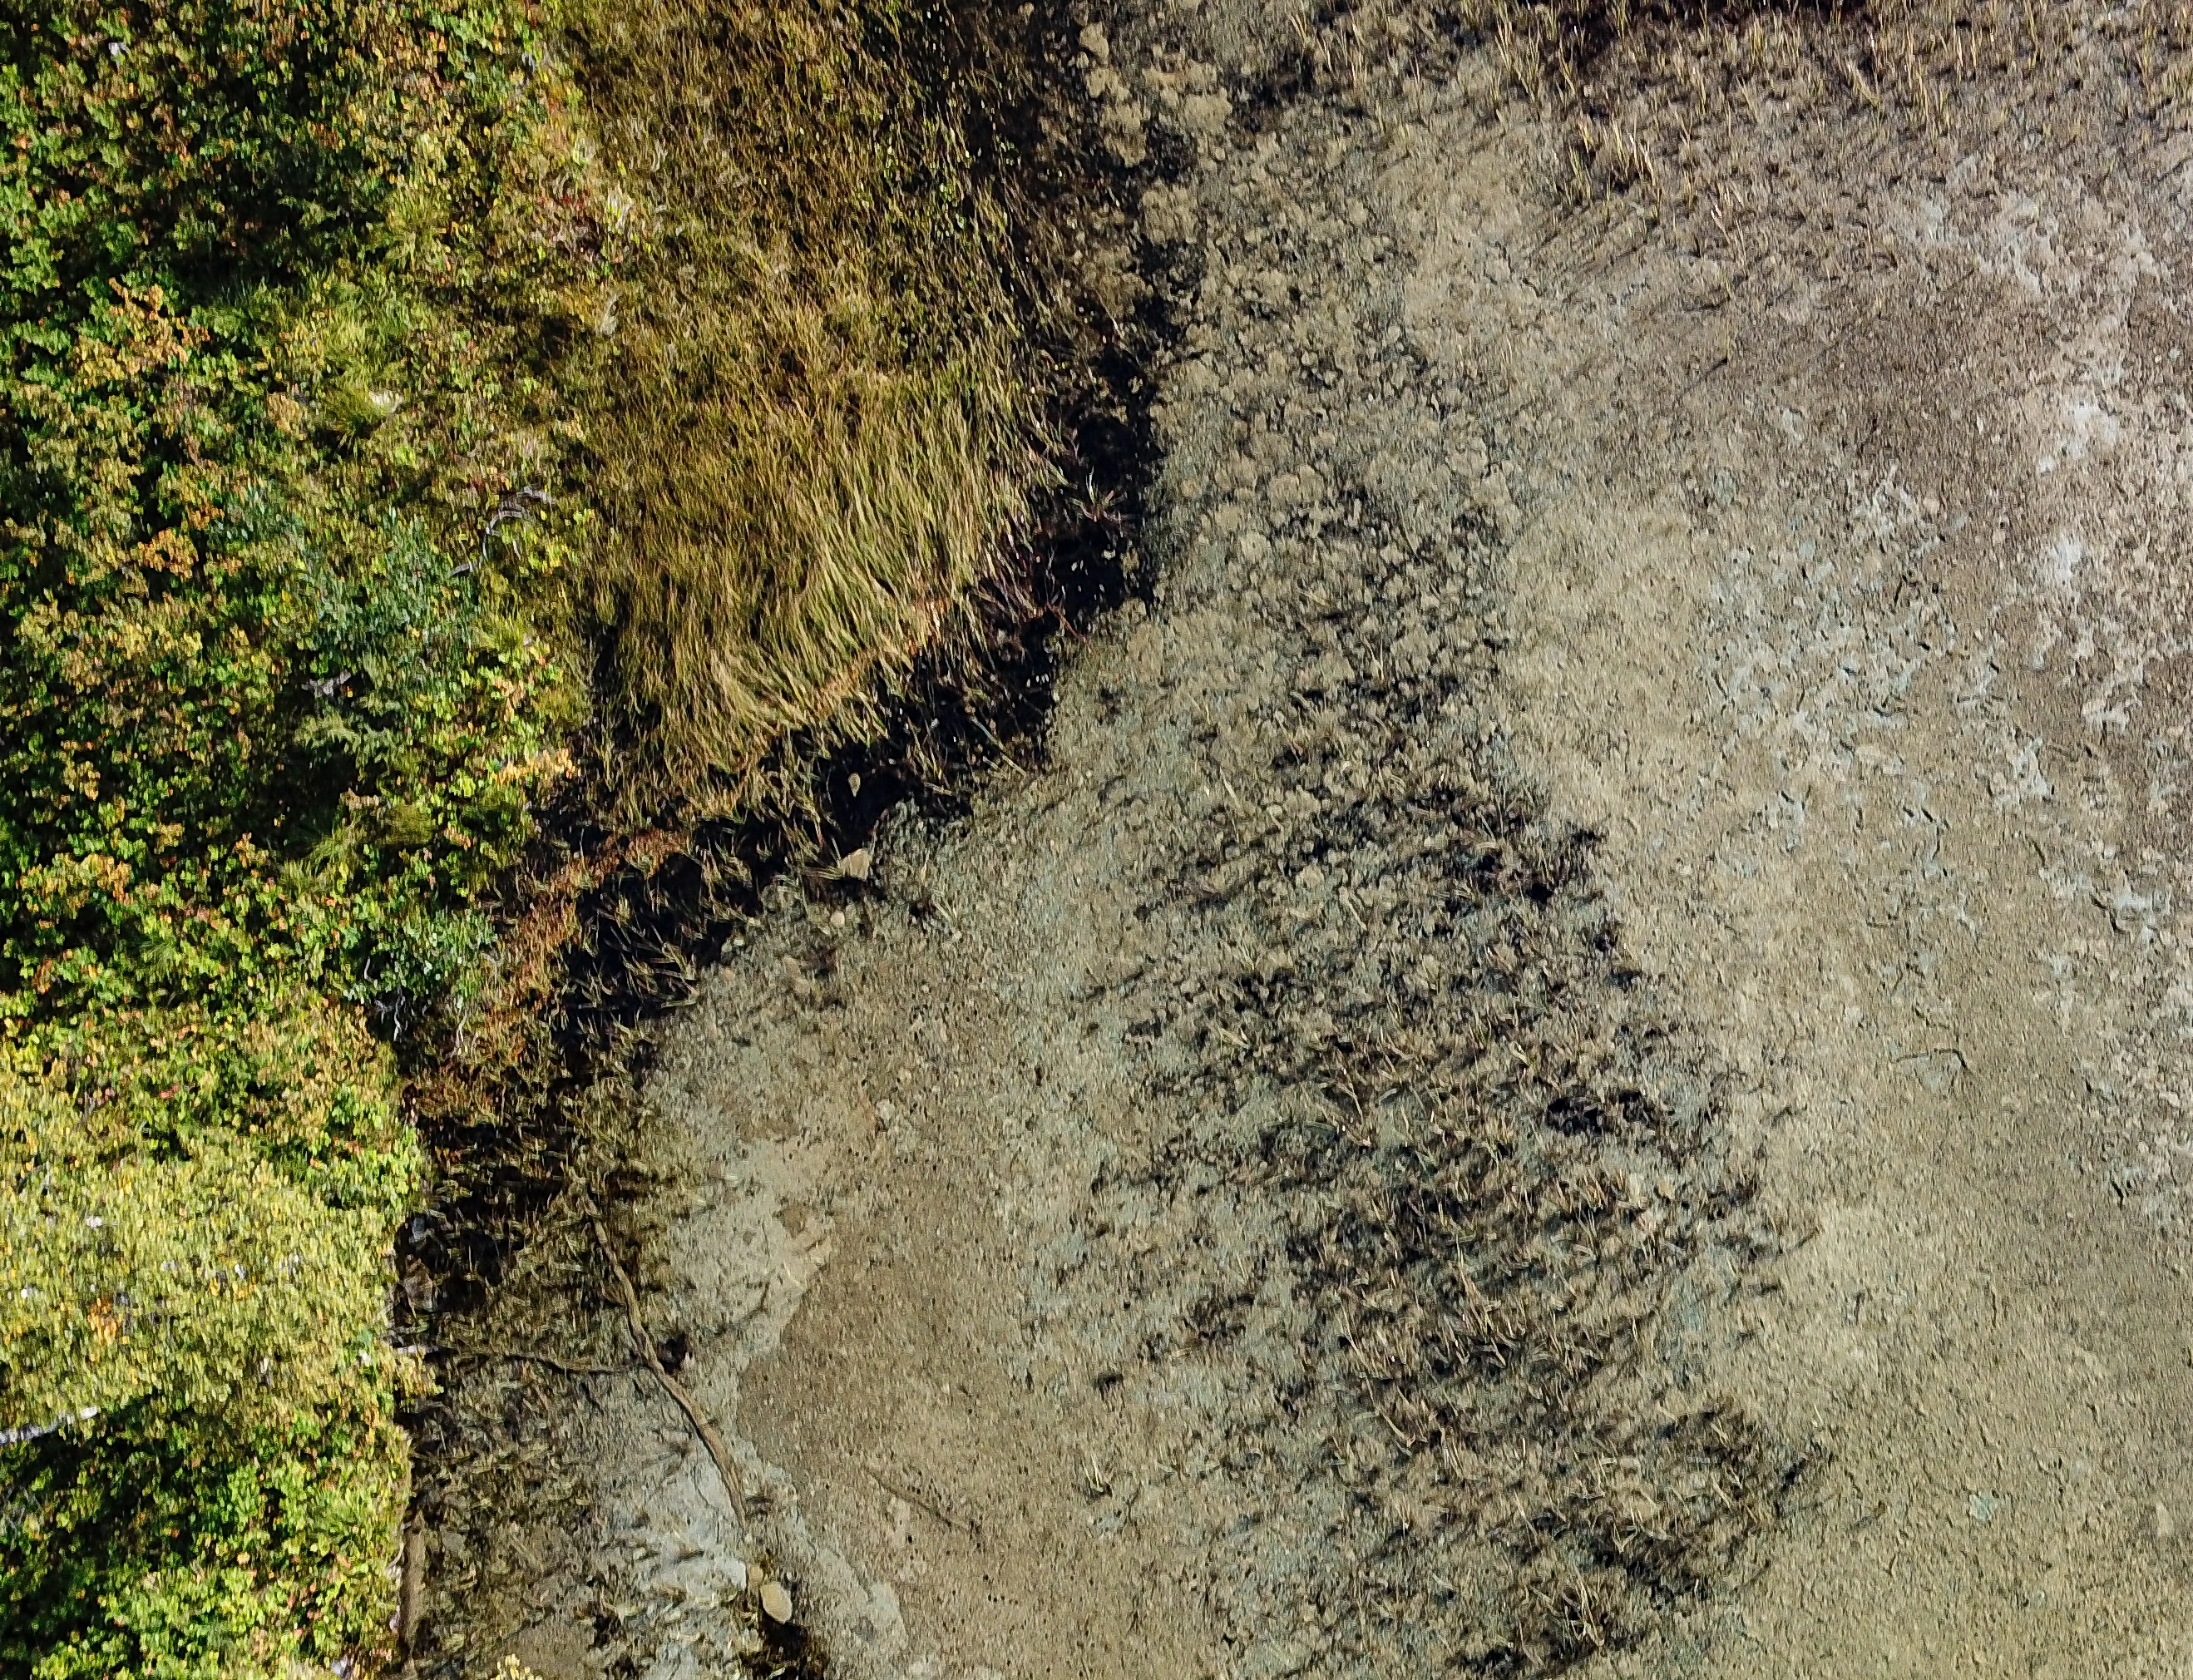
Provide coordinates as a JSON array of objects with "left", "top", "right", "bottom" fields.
[{"left": 432, "top": 6, "right": 2193, "bottom": 1677}]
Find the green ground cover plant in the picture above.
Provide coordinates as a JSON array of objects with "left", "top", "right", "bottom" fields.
[
  {"left": 0, "top": 0, "right": 1038, "bottom": 1672},
  {"left": 0, "top": 2, "right": 596, "bottom": 1671}
]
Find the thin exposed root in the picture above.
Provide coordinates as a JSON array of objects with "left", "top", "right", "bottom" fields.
[{"left": 584, "top": 1194, "right": 746, "bottom": 1522}]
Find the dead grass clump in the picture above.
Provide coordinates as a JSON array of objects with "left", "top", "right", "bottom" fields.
[
  {"left": 1099, "top": 505, "right": 1800, "bottom": 1669},
  {"left": 561, "top": 0, "right": 1045, "bottom": 820},
  {"left": 1445, "top": 0, "right": 2193, "bottom": 200}
]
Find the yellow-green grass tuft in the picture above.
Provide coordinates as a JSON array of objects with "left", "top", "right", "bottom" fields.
[{"left": 563, "top": 0, "right": 1048, "bottom": 820}]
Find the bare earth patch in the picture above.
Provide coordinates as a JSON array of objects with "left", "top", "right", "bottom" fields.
[{"left": 415, "top": 5, "right": 2193, "bottom": 1678}]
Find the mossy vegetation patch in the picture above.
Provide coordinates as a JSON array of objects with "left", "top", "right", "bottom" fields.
[
  {"left": 0, "top": 1, "right": 602, "bottom": 1669},
  {"left": 0, "top": 0, "right": 1049, "bottom": 1671}
]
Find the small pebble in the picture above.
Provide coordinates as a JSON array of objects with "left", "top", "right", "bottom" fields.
[{"left": 760, "top": 1581, "right": 794, "bottom": 1623}]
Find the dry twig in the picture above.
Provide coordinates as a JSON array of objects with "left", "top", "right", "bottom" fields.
[
  {"left": 398, "top": 1524, "right": 427, "bottom": 1651},
  {"left": 581, "top": 1193, "right": 745, "bottom": 1522}
]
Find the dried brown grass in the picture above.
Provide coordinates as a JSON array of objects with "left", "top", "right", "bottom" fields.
[
  {"left": 561, "top": 0, "right": 1047, "bottom": 820},
  {"left": 1445, "top": 0, "right": 2193, "bottom": 197}
]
